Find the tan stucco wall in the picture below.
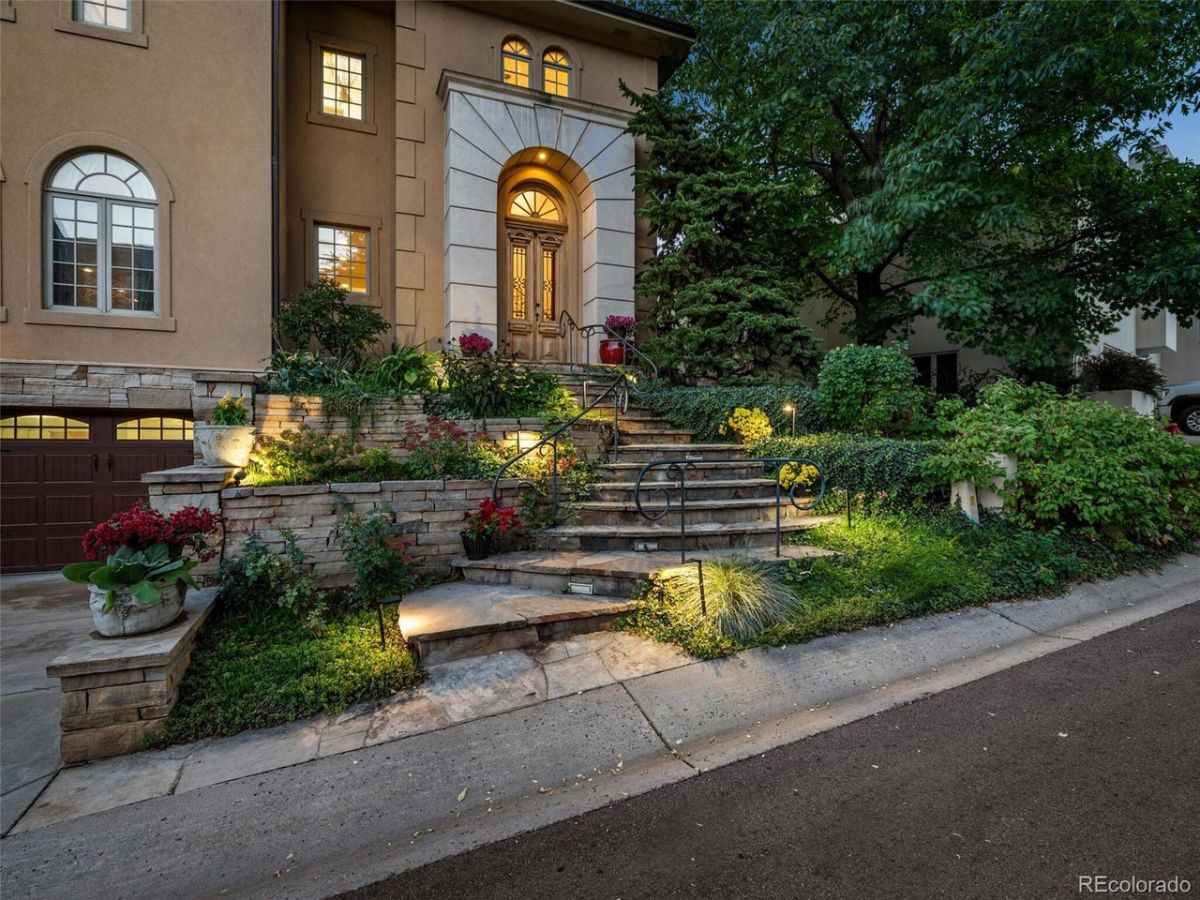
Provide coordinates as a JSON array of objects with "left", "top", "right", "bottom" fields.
[{"left": 0, "top": 0, "right": 273, "bottom": 372}]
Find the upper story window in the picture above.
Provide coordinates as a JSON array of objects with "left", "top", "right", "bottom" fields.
[
  {"left": 316, "top": 224, "right": 369, "bottom": 295},
  {"left": 74, "top": 0, "right": 129, "bottom": 31},
  {"left": 502, "top": 38, "right": 531, "bottom": 88},
  {"left": 321, "top": 49, "right": 365, "bottom": 120},
  {"left": 543, "top": 49, "right": 571, "bottom": 97},
  {"left": 45, "top": 151, "right": 157, "bottom": 315}
]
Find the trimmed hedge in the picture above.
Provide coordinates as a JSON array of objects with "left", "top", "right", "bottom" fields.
[
  {"left": 751, "top": 432, "right": 938, "bottom": 510},
  {"left": 639, "top": 385, "right": 823, "bottom": 443}
]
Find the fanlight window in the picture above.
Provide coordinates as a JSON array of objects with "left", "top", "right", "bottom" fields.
[
  {"left": 502, "top": 38, "right": 531, "bottom": 88},
  {"left": 508, "top": 189, "right": 561, "bottom": 223},
  {"left": 115, "top": 417, "right": 194, "bottom": 441},
  {"left": 0, "top": 415, "right": 90, "bottom": 441},
  {"left": 543, "top": 49, "right": 571, "bottom": 96},
  {"left": 46, "top": 152, "right": 157, "bottom": 314}
]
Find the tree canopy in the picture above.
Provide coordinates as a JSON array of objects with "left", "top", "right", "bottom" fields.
[{"left": 629, "top": 0, "right": 1200, "bottom": 378}]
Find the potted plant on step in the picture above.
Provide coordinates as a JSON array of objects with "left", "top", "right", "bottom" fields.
[
  {"left": 194, "top": 393, "right": 256, "bottom": 467},
  {"left": 461, "top": 498, "right": 521, "bottom": 560},
  {"left": 63, "top": 502, "right": 220, "bottom": 637},
  {"left": 599, "top": 314, "right": 635, "bottom": 365}
]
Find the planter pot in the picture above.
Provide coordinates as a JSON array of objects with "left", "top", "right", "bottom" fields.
[
  {"left": 461, "top": 532, "right": 493, "bottom": 561},
  {"left": 194, "top": 424, "right": 256, "bottom": 468},
  {"left": 599, "top": 339, "right": 633, "bottom": 366},
  {"left": 977, "top": 453, "right": 1017, "bottom": 512},
  {"left": 951, "top": 480, "right": 980, "bottom": 524},
  {"left": 88, "top": 583, "right": 186, "bottom": 638}
]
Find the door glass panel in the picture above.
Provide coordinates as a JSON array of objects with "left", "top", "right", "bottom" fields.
[
  {"left": 541, "top": 248, "right": 556, "bottom": 321},
  {"left": 115, "top": 417, "right": 194, "bottom": 441},
  {"left": 511, "top": 244, "right": 527, "bottom": 320}
]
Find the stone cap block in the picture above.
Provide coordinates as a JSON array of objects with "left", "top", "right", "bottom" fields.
[
  {"left": 47, "top": 589, "right": 217, "bottom": 678},
  {"left": 142, "top": 465, "right": 237, "bottom": 485}
]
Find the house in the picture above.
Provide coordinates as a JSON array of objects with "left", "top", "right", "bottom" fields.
[{"left": 0, "top": 0, "right": 695, "bottom": 572}]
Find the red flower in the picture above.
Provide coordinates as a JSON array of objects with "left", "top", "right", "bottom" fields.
[
  {"left": 463, "top": 498, "right": 521, "bottom": 538},
  {"left": 81, "top": 501, "right": 219, "bottom": 561},
  {"left": 457, "top": 332, "right": 494, "bottom": 358}
]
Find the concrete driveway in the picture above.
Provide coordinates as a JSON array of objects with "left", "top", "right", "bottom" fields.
[{"left": 0, "top": 573, "right": 94, "bottom": 834}]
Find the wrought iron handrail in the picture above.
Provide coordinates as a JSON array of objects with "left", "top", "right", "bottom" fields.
[
  {"left": 491, "top": 313, "right": 657, "bottom": 522},
  {"left": 633, "top": 457, "right": 827, "bottom": 563}
]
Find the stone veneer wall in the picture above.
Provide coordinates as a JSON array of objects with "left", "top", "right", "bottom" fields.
[
  {"left": 220, "top": 478, "right": 522, "bottom": 582},
  {"left": 0, "top": 360, "right": 258, "bottom": 422}
]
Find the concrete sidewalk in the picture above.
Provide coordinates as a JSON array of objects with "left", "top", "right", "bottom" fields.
[{"left": 0, "top": 555, "right": 1196, "bottom": 899}]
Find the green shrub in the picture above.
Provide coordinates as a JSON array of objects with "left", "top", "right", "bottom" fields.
[
  {"left": 751, "top": 432, "right": 937, "bottom": 511},
  {"left": 432, "top": 352, "right": 575, "bottom": 420},
  {"left": 397, "top": 416, "right": 506, "bottom": 480},
  {"left": 925, "top": 379, "right": 1200, "bottom": 542},
  {"left": 817, "top": 344, "right": 925, "bottom": 435},
  {"left": 276, "top": 280, "right": 389, "bottom": 365},
  {"left": 1077, "top": 347, "right": 1165, "bottom": 394},
  {"left": 640, "top": 385, "right": 822, "bottom": 443},
  {"left": 363, "top": 344, "right": 440, "bottom": 393},
  {"left": 658, "top": 555, "right": 801, "bottom": 641},
  {"left": 243, "top": 427, "right": 361, "bottom": 485},
  {"left": 217, "top": 531, "right": 324, "bottom": 627},
  {"left": 335, "top": 509, "right": 415, "bottom": 609}
]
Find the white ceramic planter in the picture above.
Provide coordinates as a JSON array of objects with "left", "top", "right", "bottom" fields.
[
  {"left": 88, "top": 584, "right": 186, "bottom": 637},
  {"left": 951, "top": 480, "right": 979, "bottom": 524},
  {"left": 977, "top": 453, "right": 1017, "bottom": 512},
  {"left": 194, "top": 424, "right": 256, "bottom": 467}
]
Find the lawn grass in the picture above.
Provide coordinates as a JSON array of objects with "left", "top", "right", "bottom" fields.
[
  {"left": 618, "top": 510, "right": 1186, "bottom": 660},
  {"left": 148, "top": 607, "right": 424, "bottom": 747}
]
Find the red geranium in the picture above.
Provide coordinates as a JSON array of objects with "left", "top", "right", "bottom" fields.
[
  {"left": 463, "top": 498, "right": 521, "bottom": 538},
  {"left": 82, "top": 501, "right": 220, "bottom": 562},
  {"left": 457, "top": 332, "right": 494, "bottom": 358}
]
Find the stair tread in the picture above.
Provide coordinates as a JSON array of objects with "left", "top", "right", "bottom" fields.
[
  {"left": 617, "top": 442, "right": 744, "bottom": 452},
  {"left": 579, "top": 496, "right": 808, "bottom": 511},
  {"left": 397, "top": 581, "right": 635, "bottom": 642},
  {"left": 545, "top": 516, "right": 837, "bottom": 537},
  {"left": 598, "top": 459, "right": 762, "bottom": 472},
  {"left": 596, "top": 478, "right": 779, "bottom": 490}
]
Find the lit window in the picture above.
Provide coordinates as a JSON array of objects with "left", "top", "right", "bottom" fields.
[
  {"left": 321, "top": 49, "right": 365, "bottom": 120},
  {"left": 511, "top": 243, "right": 527, "bottom": 321},
  {"left": 115, "top": 417, "right": 194, "bottom": 441},
  {"left": 502, "top": 38, "right": 531, "bottom": 88},
  {"left": 74, "top": 0, "right": 128, "bottom": 31},
  {"left": 508, "top": 189, "right": 561, "bottom": 222},
  {"left": 541, "top": 247, "right": 556, "bottom": 320},
  {"left": 46, "top": 152, "right": 157, "bottom": 315},
  {"left": 543, "top": 49, "right": 571, "bottom": 97},
  {"left": 316, "top": 225, "right": 369, "bottom": 295},
  {"left": 0, "top": 415, "right": 91, "bottom": 441}
]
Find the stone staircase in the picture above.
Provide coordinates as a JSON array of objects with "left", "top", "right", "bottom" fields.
[{"left": 398, "top": 387, "right": 835, "bottom": 665}]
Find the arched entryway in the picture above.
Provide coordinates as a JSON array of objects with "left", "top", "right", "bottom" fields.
[{"left": 498, "top": 177, "right": 576, "bottom": 362}]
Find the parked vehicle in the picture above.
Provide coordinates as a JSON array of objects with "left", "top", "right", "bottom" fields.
[{"left": 1157, "top": 381, "right": 1200, "bottom": 435}]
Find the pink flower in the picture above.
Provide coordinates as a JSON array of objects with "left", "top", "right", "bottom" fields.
[{"left": 457, "top": 333, "right": 494, "bottom": 358}]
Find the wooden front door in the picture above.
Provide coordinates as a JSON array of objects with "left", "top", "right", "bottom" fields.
[{"left": 502, "top": 185, "right": 568, "bottom": 363}]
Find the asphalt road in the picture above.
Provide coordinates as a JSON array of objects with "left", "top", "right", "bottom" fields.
[{"left": 339, "top": 601, "right": 1200, "bottom": 900}]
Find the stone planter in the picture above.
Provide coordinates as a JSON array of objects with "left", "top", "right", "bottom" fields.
[
  {"left": 88, "top": 583, "right": 186, "bottom": 638},
  {"left": 951, "top": 480, "right": 980, "bottom": 524},
  {"left": 194, "top": 424, "right": 256, "bottom": 467},
  {"left": 599, "top": 339, "right": 633, "bottom": 365},
  {"left": 977, "top": 453, "right": 1017, "bottom": 512}
]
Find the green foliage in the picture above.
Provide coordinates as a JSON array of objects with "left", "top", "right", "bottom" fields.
[
  {"left": 243, "top": 427, "right": 362, "bottom": 486},
  {"left": 629, "top": 1, "right": 1200, "bottom": 372},
  {"left": 625, "top": 86, "right": 822, "bottom": 384},
  {"left": 63, "top": 542, "right": 196, "bottom": 611},
  {"left": 431, "top": 352, "right": 576, "bottom": 420},
  {"left": 148, "top": 606, "right": 422, "bottom": 747},
  {"left": 276, "top": 279, "right": 389, "bottom": 365},
  {"left": 335, "top": 509, "right": 415, "bottom": 609},
  {"left": 397, "top": 417, "right": 507, "bottom": 481},
  {"left": 925, "top": 379, "right": 1200, "bottom": 542},
  {"left": 364, "top": 345, "right": 440, "bottom": 393},
  {"left": 211, "top": 394, "right": 249, "bottom": 426},
  {"left": 659, "top": 555, "right": 801, "bottom": 642},
  {"left": 217, "top": 531, "right": 324, "bottom": 627},
  {"left": 640, "top": 385, "right": 823, "bottom": 443},
  {"left": 751, "top": 432, "right": 936, "bottom": 511},
  {"left": 1078, "top": 347, "right": 1166, "bottom": 394},
  {"left": 817, "top": 344, "right": 925, "bottom": 435}
]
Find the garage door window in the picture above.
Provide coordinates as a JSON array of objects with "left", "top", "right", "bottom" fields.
[
  {"left": 115, "top": 417, "right": 194, "bottom": 441},
  {"left": 0, "top": 414, "right": 91, "bottom": 440}
]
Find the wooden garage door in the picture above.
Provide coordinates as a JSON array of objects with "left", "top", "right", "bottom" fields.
[{"left": 0, "top": 411, "right": 195, "bottom": 573}]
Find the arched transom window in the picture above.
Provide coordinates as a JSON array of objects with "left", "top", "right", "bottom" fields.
[
  {"left": 543, "top": 49, "right": 571, "bottom": 96},
  {"left": 501, "top": 38, "right": 531, "bottom": 88},
  {"left": 45, "top": 151, "right": 158, "bottom": 315},
  {"left": 508, "top": 188, "right": 561, "bottom": 223},
  {"left": 0, "top": 414, "right": 91, "bottom": 441}
]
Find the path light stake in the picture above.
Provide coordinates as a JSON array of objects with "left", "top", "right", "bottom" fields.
[
  {"left": 696, "top": 559, "right": 707, "bottom": 619},
  {"left": 775, "top": 469, "right": 783, "bottom": 557}
]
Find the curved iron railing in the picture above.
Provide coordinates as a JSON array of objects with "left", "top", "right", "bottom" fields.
[
  {"left": 633, "top": 457, "right": 827, "bottom": 563},
  {"left": 491, "top": 313, "right": 657, "bottom": 521}
]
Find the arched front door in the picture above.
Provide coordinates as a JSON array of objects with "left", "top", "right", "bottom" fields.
[{"left": 501, "top": 185, "right": 567, "bottom": 362}]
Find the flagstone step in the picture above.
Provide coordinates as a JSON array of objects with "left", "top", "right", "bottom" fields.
[
  {"left": 573, "top": 496, "right": 817, "bottom": 527},
  {"left": 613, "top": 443, "right": 747, "bottom": 464},
  {"left": 537, "top": 515, "right": 838, "bottom": 552},
  {"left": 455, "top": 546, "right": 836, "bottom": 597},
  {"left": 616, "top": 429, "right": 696, "bottom": 445},
  {"left": 595, "top": 459, "right": 767, "bottom": 482},
  {"left": 591, "top": 478, "right": 780, "bottom": 502},
  {"left": 397, "top": 581, "right": 637, "bottom": 666}
]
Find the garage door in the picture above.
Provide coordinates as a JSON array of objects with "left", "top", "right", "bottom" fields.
[{"left": 0, "top": 411, "right": 196, "bottom": 573}]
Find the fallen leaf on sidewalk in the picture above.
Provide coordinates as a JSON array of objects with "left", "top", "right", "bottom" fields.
[{"left": 457, "top": 787, "right": 468, "bottom": 802}]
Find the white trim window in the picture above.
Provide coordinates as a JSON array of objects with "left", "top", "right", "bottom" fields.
[
  {"left": 315, "top": 224, "right": 369, "bottom": 295},
  {"left": 45, "top": 152, "right": 158, "bottom": 315},
  {"left": 74, "top": 0, "right": 129, "bottom": 31}
]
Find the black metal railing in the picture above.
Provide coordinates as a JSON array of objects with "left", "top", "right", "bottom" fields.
[
  {"left": 491, "top": 313, "right": 657, "bottom": 522},
  {"left": 633, "top": 457, "right": 827, "bottom": 563}
]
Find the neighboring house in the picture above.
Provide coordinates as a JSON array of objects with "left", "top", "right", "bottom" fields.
[{"left": 0, "top": 0, "right": 694, "bottom": 572}]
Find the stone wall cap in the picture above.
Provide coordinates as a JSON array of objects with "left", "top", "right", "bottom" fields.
[
  {"left": 191, "top": 370, "right": 261, "bottom": 384},
  {"left": 244, "top": 484, "right": 331, "bottom": 496},
  {"left": 47, "top": 588, "right": 217, "bottom": 678},
  {"left": 142, "top": 465, "right": 236, "bottom": 484}
]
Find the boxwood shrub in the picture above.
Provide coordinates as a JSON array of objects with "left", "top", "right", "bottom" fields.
[{"left": 639, "top": 385, "right": 823, "bottom": 443}]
